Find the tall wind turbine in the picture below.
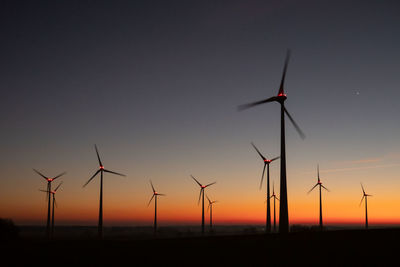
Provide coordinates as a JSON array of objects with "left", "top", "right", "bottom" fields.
[
  {"left": 360, "top": 183, "right": 372, "bottom": 229},
  {"left": 83, "top": 145, "right": 126, "bottom": 239},
  {"left": 307, "top": 165, "right": 329, "bottom": 230},
  {"left": 251, "top": 142, "right": 279, "bottom": 233},
  {"left": 206, "top": 195, "right": 218, "bottom": 231},
  {"left": 238, "top": 50, "right": 305, "bottom": 233},
  {"left": 147, "top": 180, "right": 165, "bottom": 233},
  {"left": 39, "top": 182, "right": 63, "bottom": 238},
  {"left": 270, "top": 182, "right": 279, "bottom": 232},
  {"left": 33, "top": 169, "right": 66, "bottom": 238},
  {"left": 191, "top": 175, "right": 216, "bottom": 234}
]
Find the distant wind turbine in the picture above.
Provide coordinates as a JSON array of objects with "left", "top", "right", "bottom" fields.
[
  {"left": 147, "top": 180, "right": 165, "bottom": 233},
  {"left": 39, "top": 182, "right": 63, "bottom": 238},
  {"left": 33, "top": 169, "right": 66, "bottom": 238},
  {"left": 360, "top": 183, "right": 372, "bottom": 229},
  {"left": 238, "top": 50, "right": 305, "bottom": 233},
  {"left": 270, "top": 182, "right": 279, "bottom": 232},
  {"left": 251, "top": 142, "right": 279, "bottom": 233},
  {"left": 206, "top": 195, "right": 218, "bottom": 231},
  {"left": 191, "top": 175, "right": 216, "bottom": 234},
  {"left": 307, "top": 165, "right": 329, "bottom": 230},
  {"left": 83, "top": 145, "right": 126, "bottom": 239}
]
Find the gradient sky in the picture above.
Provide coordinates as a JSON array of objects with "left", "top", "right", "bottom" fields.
[{"left": 1, "top": 0, "right": 400, "bottom": 226}]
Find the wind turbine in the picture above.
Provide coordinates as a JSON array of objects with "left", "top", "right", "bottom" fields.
[
  {"left": 191, "top": 175, "right": 216, "bottom": 234},
  {"left": 270, "top": 182, "right": 279, "bottom": 232},
  {"left": 206, "top": 195, "right": 218, "bottom": 231},
  {"left": 83, "top": 145, "right": 126, "bottom": 239},
  {"left": 251, "top": 142, "right": 279, "bottom": 233},
  {"left": 147, "top": 180, "right": 165, "bottom": 233},
  {"left": 360, "top": 183, "right": 372, "bottom": 229},
  {"left": 238, "top": 50, "right": 305, "bottom": 233},
  {"left": 307, "top": 165, "right": 329, "bottom": 230},
  {"left": 39, "top": 182, "right": 63, "bottom": 238},
  {"left": 33, "top": 169, "right": 66, "bottom": 238}
]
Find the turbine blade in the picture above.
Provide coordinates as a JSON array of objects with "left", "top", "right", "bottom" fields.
[
  {"left": 307, "top": 184, "right": 318, "bottom": 194},
  {"left": 321, "top": 185, "right": 330, "bottom": 192},
  {"left": 359, "top": 195, "right": 365, "bottom": 207},
  {"left": 205, "top": 182, "right": 216, "bottom": 187},
  {"left": 276, "top": 196, "right": 280, "bottom": 201},
  {"left": 83, "top": 170, "right": 100, "bottom": 187},
  {"left": 259, "top": 164, "right": 266, "bottom": 190},
  {"left": 278, "top": 50, "right": 291, "bottom": 96},
  {"left": 103, "top": 169, "right": 126, "bottom": 177},
  {"left": 94, "top": 144, "right": 103, "bottom": 167},
  {"left": 158, "top": 193, "right": 166, "bottom": 196},
  {"left": 191, "top": 175, "right": 202, "bottom": 187},
  {"left": 361, "top": 183, "right": 365, "bottom": 194},
  {"left": 54, "top": 182, "right": 63, "bottom": 192},
  {"left": 150, "top": 180, "right": 155, "bottom": 193},
  {"left": 54, "top": 197, "right": 58, "bottom": 208},
  {"left": 198, "top": 188, "right": 203, "bottom": 205},
  {"left": 251, "top": 142, "right": 266, "bottom": 161},
  {"left": 237, "top": 96, "right": 278, "bottom": 111},
  {"left": 284, "top": 107, "right": 306, "bottom": 139},
  {"left": 270, "top": 156, "right": 280, "bottom": 162},
  {"left": 272, "top": 181, "right": 275, "bottom": 195},
  {"left": 39, "top": 189, "right": 49, "bottom": 193},
  {"left": 53, "top": 172, "right": 66, "bottom": 180},
  {"left": 207, "top": 203, "right": 210, "bottom": 212},
  {"left": 147, "top": 195, "right": 155, "bottom": 206},
  {"left": 317, "top": 164, "right": 320, "bottom": 182},
  {"left": 33, "top": 169, "right": 48, "bottom": 180},
  {"left": 206, "top": 194, "right": 211, "bottom": 204}
]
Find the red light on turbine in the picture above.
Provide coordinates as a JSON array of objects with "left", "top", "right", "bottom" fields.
[
  {"left": 264, "top": 159, "right": 272, "bottom": 163},
  {"left": 201, "top": 185, "right": 206, "bottom": 188},
  {"left": 278, "top": 93, "right": 287, "bottom": 97},
  {"left": 100, "top": 166, "right": 104, "bottom": 170},
  {"left": 48, "top": 178, "right": 54, "bottom": 182}
]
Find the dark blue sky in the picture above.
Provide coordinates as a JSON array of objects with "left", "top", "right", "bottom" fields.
[{"left": 1, "top": 0, "right": 400, "bottom": 224}]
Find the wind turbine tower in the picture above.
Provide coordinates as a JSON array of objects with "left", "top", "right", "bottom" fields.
[
  {"left": 238, "top": 50, "right": 305, "bottom": 233},
  {"left": 191, "top": 175, "right": 216, "bottom": 234},
  {"left": 83, "top": 145, "right": 126, "bottom": 239},
  {"left": 307, "top": 165, "right": 329, "bottom": 230}
]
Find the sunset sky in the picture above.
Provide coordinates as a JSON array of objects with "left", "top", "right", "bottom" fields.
[{"left": 1, "top": 0, "right": 400, "bottom": 227}]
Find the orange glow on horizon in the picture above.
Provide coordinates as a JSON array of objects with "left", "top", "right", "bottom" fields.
[
  {"left": 3, "top": 157, "right": 400, "bottom": 228},
  {"left": 4, "top": 196, "right": 400, "bottom": 227}
]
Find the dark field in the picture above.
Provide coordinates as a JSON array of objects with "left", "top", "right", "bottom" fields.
[{"left": 2, "top": 227, "right": 399, "bottom": 266}]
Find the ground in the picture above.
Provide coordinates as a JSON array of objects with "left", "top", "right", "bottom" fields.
[{"left": 1, "top": 228, "right": 399, "bottom": 266}]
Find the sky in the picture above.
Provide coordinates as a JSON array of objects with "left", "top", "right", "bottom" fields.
[{"left": 0, "top": 0, "right": 400, "bottom": 227}]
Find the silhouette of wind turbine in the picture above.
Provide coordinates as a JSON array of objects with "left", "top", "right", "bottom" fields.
[
  {"left": 270, "top": 182, "right": 280, "bottom": 232},
  {"left": 83, "top": 145, "right": 126, "bottom": 239},
  {"left": 206, "top": 195, "right": 218, "bottom": 231},
  {"left": 360, "top": 183, "right": 372, "bottom": 229},
  {"left": 238, "top": 50, "right": 305, "bottom": 233},
  {"left": 307, "top": 165, "right": 329, "bottom": 230},
  {"left": 39, "top": 182, "right": 63, "bottom": 239},
  {"left": 147, "top": 180, "right": 165, "bottom": 233},
  {"left": 33, "top": 169, "right": 66, "bottom": 238},
  {"left": 191, "top": 175, "right": 216, "bottom": 234},
  {"left": 251, "top": 142, "right": 279, "bottom": 233}
]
